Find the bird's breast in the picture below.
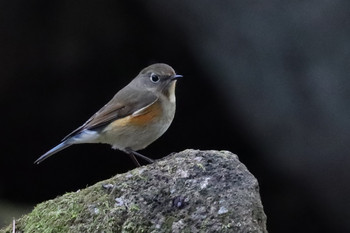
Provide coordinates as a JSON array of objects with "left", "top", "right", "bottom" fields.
[{"left": 100, "top": 98, "right": 176, "bottom": 151}]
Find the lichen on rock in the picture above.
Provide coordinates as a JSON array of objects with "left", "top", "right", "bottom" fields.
[{"left": 1, "top": 149, "right": 268, "bottom": 233}]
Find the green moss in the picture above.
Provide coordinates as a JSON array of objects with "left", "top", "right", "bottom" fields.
[
  {"left": 122, "top": 220, "right": 150, "bottom": 233},
  {"left": 0, "top": 150, "right": 267, "bottom": 233},
  {"left": 129, "top": 203, "right": 140, "bottom": 212},
  {"left": 0, "top": 177, "right": 123, "bottom": 233},
  {"left": 163, "top": 216, "right": 176, "bottom": 229},
  {"left": 16, "top": 192, "right": 83, "bottom": 233},
  {"left": 195, "top": 163, "right": 206, "bottom": 171}
]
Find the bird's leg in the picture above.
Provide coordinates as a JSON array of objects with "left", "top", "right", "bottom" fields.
[
  {"left": 132, "top": 150, "right": 155, "bottom": 163},
  {"left": 128, "top": 153, "right": 141, "bottom": 167},
  {"left": 125, "top": 148, "right": 155, "bottom": 165}
]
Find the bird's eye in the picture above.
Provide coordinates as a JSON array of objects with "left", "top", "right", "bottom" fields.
[{"left": 150, "top": 73, "right": 160, "bottom": 83}]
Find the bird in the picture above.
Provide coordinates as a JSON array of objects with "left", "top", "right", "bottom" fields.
[{"left": 34, "top": 63, "right": 182, "bottom": 166}]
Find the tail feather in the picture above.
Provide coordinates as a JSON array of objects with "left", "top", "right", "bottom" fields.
[{"left": 34, "top": 141, "right": 72, "bottom": 164}]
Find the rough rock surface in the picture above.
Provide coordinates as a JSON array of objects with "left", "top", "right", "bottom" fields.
[{"left": 1, "top": 149, "right": 267, "bottom": 233}]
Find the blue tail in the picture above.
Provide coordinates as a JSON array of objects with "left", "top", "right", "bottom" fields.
[{"left": 34, "top": 141, "right": 72, "bottom": 164}]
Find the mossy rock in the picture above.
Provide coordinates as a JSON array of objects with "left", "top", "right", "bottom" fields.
[{"left": 1, "top": 149, "right": 267, "bottom": 233}]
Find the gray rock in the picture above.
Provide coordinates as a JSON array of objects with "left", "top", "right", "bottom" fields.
[{"left": 1, "top": 149, "right": 267, "bottom": 233}]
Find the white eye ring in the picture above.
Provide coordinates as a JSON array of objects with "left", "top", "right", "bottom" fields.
[{"left": 150, "top": 73, "right": 160, "bottom": 83}]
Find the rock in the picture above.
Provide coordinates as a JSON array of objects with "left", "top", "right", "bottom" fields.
[{"left": 1, "top": 149, "right": 268, "bottom": 233}]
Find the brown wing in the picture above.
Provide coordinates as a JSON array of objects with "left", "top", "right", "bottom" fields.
[{"left": 62, "top": 87, "right": 158, "bottom": 141}]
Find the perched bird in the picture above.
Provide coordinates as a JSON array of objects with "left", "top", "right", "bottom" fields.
[{"left": 35, "top": 63, "right": 182, "bottom": 166}]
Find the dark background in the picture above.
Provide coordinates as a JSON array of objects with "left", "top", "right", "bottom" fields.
[{"left": 1, "top": 1, "right": 350, "bottom": 232}]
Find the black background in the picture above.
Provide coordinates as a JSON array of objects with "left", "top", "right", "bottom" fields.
[{"left": 1, "top": 1, "right": 350, "bottom": 232}]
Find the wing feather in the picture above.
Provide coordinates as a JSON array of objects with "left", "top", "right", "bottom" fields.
[{"left": 62, "top": 88, "right": 158, "bottom": 141}]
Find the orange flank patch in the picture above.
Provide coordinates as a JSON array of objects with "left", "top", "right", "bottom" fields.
[
  {"left": 109, "top": 116, "right": 131, "bottom": 128},
  {"left": 109, "top": 101, "right": 162, "bottom": 128}
]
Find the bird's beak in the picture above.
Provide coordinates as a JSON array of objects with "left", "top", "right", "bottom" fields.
[{"left": 171, "top": 74, "right": 183, "bottom": 80}]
